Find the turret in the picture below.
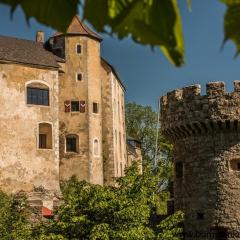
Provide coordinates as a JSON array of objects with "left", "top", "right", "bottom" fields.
[
  {"left": 55, "top": 16, "right": 104, "bottom": 185},
  {"left": 161, "top": 81, "right": 240, "bottom": 239}
]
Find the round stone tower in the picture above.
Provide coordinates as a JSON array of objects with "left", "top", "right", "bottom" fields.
[{"left": 161, "top": 81, "right": 240, "bottom": 240}]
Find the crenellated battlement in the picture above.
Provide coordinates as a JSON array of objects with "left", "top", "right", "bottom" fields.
[{"left": 161, "top": 81, "right": 240, "bottom": 141}]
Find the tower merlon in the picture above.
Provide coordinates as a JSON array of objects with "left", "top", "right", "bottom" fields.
[
  {"left": 206, "top": 81, "right": 225, "bottom": 97},
  {"left": 160, "top": 81, "right": 240, "bottom": 141},
  {"left": 182, "top": 84, "right": 201, "bottom": 98}
]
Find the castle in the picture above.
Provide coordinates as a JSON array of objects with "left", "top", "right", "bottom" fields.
[
  {"left": 161, "top": 81, "right": 240, "bottom": 240},
  {"left": 0, "top": 16, "right": 142, "bottom": 213}
]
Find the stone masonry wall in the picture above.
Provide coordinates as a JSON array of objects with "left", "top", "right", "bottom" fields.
[{"left": 161, "top": 81, "right": 240, "bottom": 240}]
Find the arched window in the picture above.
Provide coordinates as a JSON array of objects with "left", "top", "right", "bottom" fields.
[
  {"left": 38, "top": 123, "right": 52, "bottom": 149},
  {"left": 93, "top": 138, "right": 99, "bottom": 156},
  {"left": 66, "top": 134, "right": 79, "bottom": 153},
  {"left": 26, "top": 81, "right": 49, "bottom": 106}
]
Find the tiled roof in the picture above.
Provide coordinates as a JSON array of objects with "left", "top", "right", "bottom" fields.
[
  {"left": 54, "top": 15, "right": 102, "bottom": 41},
  {"left": 0, "top": 35, "right": 59, "bottom": 69},
  {"left": 101, "top": 58, "right": 126, "bottom": 91}
]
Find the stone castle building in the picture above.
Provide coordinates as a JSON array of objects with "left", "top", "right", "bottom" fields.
[
  {"left": 161, "top": 81, "right": 240, "bottom": 240},
  {"left": 0, "top": 16, "right": 141, "bottom": 212}
]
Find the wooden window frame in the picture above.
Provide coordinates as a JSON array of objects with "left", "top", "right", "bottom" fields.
[
  {"left": 66, "top": 135, "right": 79, "bottom": 153},
  {"left": 27, "top": 87, "right": 49, "bottom": 106}
]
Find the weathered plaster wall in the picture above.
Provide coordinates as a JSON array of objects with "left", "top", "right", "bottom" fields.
[
  {"left": 86, "top": 38, "right": 103, "bottom": 185},
  {"left": 58, "top": 35, "right": 103, "bottom": 185},
  {"left": 101, "top": 67, "right": 115, "bottom": 185},
  {"left": 0, "top": 63, "right": 59, "bottom": 193},
  {"left": 101, "top": 65, "right": 127, "bottom": 185},
  {"left": 112, "top": 74, "right": 127, "bottom": 178}
]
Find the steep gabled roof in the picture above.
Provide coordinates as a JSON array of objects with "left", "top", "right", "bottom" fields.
[
  {"left": 0, "top": 35, "right": 59, "bottom": 69},
  {"left": 54, "top": 15, "right": 102, "bottom": 41},
  {"left": 101, "top": 57, "right": 126, "bottom": 91}
]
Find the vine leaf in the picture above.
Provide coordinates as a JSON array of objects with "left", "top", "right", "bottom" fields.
[
  {"left": 221, "top": 0, "right": 240, "bottom": 57},
  {"left": 84, "top": 0, "right": 185, "bottom": 67},
  {"left": 0, "top": 0, "right": 79, "bottom": 32}
]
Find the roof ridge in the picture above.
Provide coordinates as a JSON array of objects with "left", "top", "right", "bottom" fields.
[{"left": 0, "top": 34, "right": 37, "bottom": 44}]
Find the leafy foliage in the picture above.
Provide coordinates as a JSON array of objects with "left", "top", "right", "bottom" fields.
[
  {"left": 83, "top": 0, "right": 184, "bottom": 67},
  {"left": 2, "top": 0, "right": 240, "bottom": 66},
  {"left": 221, "top": 0, "right": 240, "bottom": 57},
  {"left": 0, "top": 0, "right": 79, "bottom": 32},
  {"left": 38, "top": 162, "right": 183, "bottom": 239},
  {"left": 125, "top": 102, "right": 173, "bottom": 166},
  {"left": 0, "top": 191, "right": 32, "bottom": 240},
  {"left": 0, "top": 160, "right": 182, "bottom": 239}
]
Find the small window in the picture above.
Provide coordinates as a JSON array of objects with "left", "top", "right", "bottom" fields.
[
  {"left": 76, "top": 44, "right": 81, "bottom": 54},
  {"left": 77, "top": 73, "right": 82, "bottom": 81},
  {"left": 66, "top": 135, "right": 79, "bottom": 153},
  {"left": 93, "top": 139, "right": 99, "bottom": 156},
  {"left": 212, "top": 227, "right": 228, "bottom": 240},
  {"left": 71, "top": 101, "right": 80, "bottom": 112},
  {"left": 197, "top": 212, "right": 204, "bottom": 220},
  {"left": 27, "top": 87, "right": 49, "bottom": 106},
  {"left": 229, "top": 159, "right": 240, "bottom": 171},
  {"left": 93, "top": 102, "right": 98, "bottom": 114},
  {"left": 167, "top": 200, "right": 174, "bottom": 215},
  {"left": 175, "top": 162, "right": 183, "bottom": 178},
  {"left": 38, "top": 123, "right": 52, "bottom": 149}
]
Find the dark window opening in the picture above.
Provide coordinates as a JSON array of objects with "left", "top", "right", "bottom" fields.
[
  {"left": 229, "top": 159, "right": 240, "bottom": 171},
  {"left": 197, "top": 212, "right": 204, "bottom": 220},
  {"left": 27, "top": 87, "right": 49, "bottom": 106},
  {"left": 77, "top": 73, "right": 82, "bottom": 81},
  {"left": 175, "top": 162, "right": 183, "bottom": 178},
  {"left": 71, "top": 101, "right": 80, "bottom": 112},
  {"left": 39, "top": 134, "right": 47, "bottom": 149},
  {"left": 76, "top": 44, "right": 81, "bottom": 54},
  {"left": 66, "top": 136, "right": 78, "bottom": 153},
  {"left": 38, "top": 123, "right": 52, "bottom": 149},
  {"left": 93, "top": 102, "right": 98, "bottom": 113},
  {"left": 212, "top": 227, "right": 228, "bottom": 240},
  {"left": 237, "top": 162, "right": 240, "bottom": 170},
  {"left": 167, "top": 200, "right": 174, "bottom": 215}
]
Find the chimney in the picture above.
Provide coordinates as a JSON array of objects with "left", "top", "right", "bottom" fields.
[{"left": 36, "top": 31, "right": 45, "bottom": 43}]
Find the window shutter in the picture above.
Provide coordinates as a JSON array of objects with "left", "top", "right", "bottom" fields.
[
  {"left": 64, "top": 100, "right": 71, "bottom": 112},
  {"left": 80, "top": 101, "right": 86, "bottom": 113}
]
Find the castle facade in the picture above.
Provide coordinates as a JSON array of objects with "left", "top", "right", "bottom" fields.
[{"left": 0, "top": 16, "right": 142, "bottom": 209}]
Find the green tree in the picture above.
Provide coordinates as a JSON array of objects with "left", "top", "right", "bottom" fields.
[
  {"left": 0, "top": 191, "right": 32, "bottom": 240},
  {"left": 38, "top": 162, "right": 183, "bottom": 240},
  {"left": 125, "top": 102, "right": 172, "bottom": 167},
  {"left": 0, "top": 0, "right": 239, "bottom": 66}
]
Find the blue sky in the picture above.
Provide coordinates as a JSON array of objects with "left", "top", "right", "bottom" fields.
[{"left": 0, "top": 0, "right": 239, "bottom": 109}]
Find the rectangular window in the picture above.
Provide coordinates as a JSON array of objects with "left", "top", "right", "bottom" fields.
[
  {"left": 66, "top": 137, "right": 77, "bottom": 152},
  {"left": 27, "top": 87, "right": 49, "bottom": 106},
  {"left": 175, "top": 162, "right": 183, "bottom": 178},
  {"left": 77, "top": 73, "right": 82, "bottom": 81},
  {"left": 39, "top": 134, "right": 47, "bottom": 149},
  {"left": 76, "top": 44, "right": 81, "bottom": 54},
  {"left": 93, "top": 102, "right": 98, "bottom": 113},
  {"left": 71, "top": 101, "right": 80, "bottom": 112},
  {"left": 237, "top": 162, "right": 240, "bottom": 170}
]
